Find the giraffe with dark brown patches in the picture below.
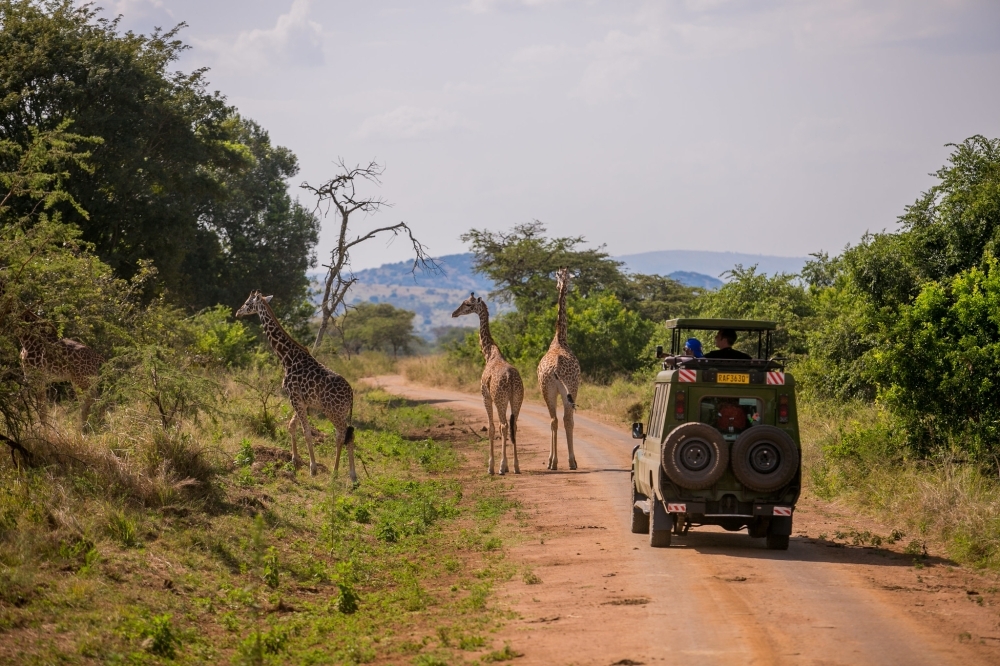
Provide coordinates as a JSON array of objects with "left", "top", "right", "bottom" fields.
[
  {"left": 236, "top": 291, "right": 357, "bottom": 481},
  {"left": 17, "top": 309, "right": 103, "bottom": 429},
  {"left": 452, "top": 293, "right": 524, "bottom": 475},
  {"left": 537, "top": 267, "right": 581, "bottom": 470}
]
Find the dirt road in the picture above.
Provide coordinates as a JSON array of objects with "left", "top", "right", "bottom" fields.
[{"left": 370, "top": 375, "right": 1000, "bottom": 666}]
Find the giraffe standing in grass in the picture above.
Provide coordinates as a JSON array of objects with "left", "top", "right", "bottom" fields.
[
  {"left": 236, "top": 291, "right": 357, "bottom": 481},
  {"left": 452, "top": 293, "right": 523, "bottom": 475},
  {"left": 537, "top": 268, "right": 581, "bottom": 470},
  {"left": 18, "top": 309, "right": 103, "bottom": 430}
]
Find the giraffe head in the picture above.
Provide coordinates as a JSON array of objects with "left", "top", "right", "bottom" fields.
[
  {"left": 452, "top": 292, "right": 486, "bottom": 318},
  {"left": 235, "top": 291, "right": 273, "bottom": 319},
  {"left": 556, "top": 267, "right": 571, "bottom": 293}
]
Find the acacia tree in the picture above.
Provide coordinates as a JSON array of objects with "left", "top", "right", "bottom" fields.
[{"left": 302, "top": 159, "right": 435, "bottom": 351}]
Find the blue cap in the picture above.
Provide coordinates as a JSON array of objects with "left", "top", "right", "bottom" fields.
[{"left": 684, "top": 338, "right": 704, "bottom": 358}]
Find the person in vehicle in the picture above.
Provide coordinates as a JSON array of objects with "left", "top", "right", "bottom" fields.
[
  {"left": 705, "top": 329, "right": 752, "bottom": 360},
  {"left": 683, "top": 338, "right": 704, "bottom": 358}
]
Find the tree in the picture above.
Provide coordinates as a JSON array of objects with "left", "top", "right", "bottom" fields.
[
  {"left": 185, "top": 116, "right": 320, "bottom": 324},
  {"left": 338, "top": 302, "right": 417, "bottom": 358},
  {"left": 622, "top": 273, "right": 700, "bottom": 323},
  {"left": 461, "top": 221, "right": 629, "bottom": 315},
  {"left": 302, "top": 159, "right": 434, "bottom": 352}
]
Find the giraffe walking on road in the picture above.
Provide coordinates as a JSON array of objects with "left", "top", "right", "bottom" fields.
[
  {"left": 236, "top": 291, "right": 357, "bottom": 481},
  {"left": 17, "top": 309, "right": 103, "bottom": 430},
  {"left": 452, "top": 293, "right": 524, "bottom": 475},
  {"left": 537, "top": 268, "right": 581, "bottom": 470}
]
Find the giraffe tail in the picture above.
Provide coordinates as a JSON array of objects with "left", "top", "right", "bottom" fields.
[
  {"left": 508, "top": 412, "right": 517, "bottom": 446},
  {"left": 553, "top": 373, "right": 576, "bottom": 409}
]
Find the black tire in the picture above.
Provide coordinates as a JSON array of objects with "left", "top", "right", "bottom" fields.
[
  {"left": 661, "top": 423, "right": 729, "bottom": 491},
  {"left": 766, "top": 533, "right": 789, "bottom": 550},
  {"left": 650, "top": 524, "right": 671, "bottom": 548},
  {"left": 630, "top": 478, "right": 650, "bottom": 534},
  {"left": 731, "top": 426, "right": 800, "bottom": 493}
]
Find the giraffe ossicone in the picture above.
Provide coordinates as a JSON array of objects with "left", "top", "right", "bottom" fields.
[
  {"left": 236, "top": 290, "right": 357, "bottom": 481},
  {"left": 452, "top": 293, "right": 523, "bottom": 476},
  {"left": 536, "top": 267, "right": 581, "bottom": 471}
]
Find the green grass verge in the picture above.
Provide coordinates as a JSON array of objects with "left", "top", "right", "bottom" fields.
[{"left": 0, "top": 386, "right": 523, "bottom": 664}]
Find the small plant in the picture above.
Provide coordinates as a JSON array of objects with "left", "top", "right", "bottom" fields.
[
  {"left": 336, "top": 581, "right": 360, "bottom": 614},
  {"left": 141, "top": 613, "right": 180, "bottom": 658},
  {"left": 354, "top": 504, "right": 371, "bottom": 524},
  {"left": 888, "top": 529, "right": 906, "bottom": 544},
  {"left": 482, "top": 643, "right": 523, "bottom": 662},
  {"left": 220, "top": 611, "right": 240, "bottom": 632},
  {"left": 522, "top": 569, "right": 541, "bottom": 585},
  {"left": 904, "top": 539, "right": 928, "bottom": 558},
  {"left": 459, "top": 634, "right": 486, "bottom": 650},
  {"left": 377, "top": 522, "right": 399, "bottom": 543},
  {"left": 237, "top": 467, "right": 256, "bottom": 488},
  {"left": 235, "top": 438, "right": 255, "bottom": 466},
  {"left": 107, "top": 511, "right": 141, "bottom": 548},
  {"left": 262, "top": 547, "right": 280, "bottom": 588}
]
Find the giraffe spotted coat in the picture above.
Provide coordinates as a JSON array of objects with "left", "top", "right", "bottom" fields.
[
  {"left": 452, "top": 293, "right": 524, "bottom": 475},
  {"left": 536, "top": 267, "right": 581, "bottom": 470},
  {"left": 236, "top": 291, "right": 357, "bottom": 481}
]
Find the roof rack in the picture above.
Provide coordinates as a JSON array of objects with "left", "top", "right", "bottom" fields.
[{"left": 664, "top": 318, "right": 776, "bottom": 331}]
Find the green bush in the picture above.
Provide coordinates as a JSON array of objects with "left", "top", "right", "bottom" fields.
[{"left": 190, "top": 305, "right": 256, "bottom": 367}]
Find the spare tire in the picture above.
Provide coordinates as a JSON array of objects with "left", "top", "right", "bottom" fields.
[
  {"left": 661, "top": 422, "right": 729, "bottom": 490},
  {"left": 731, "top": 426, "right": 799, "bottom": 493}
]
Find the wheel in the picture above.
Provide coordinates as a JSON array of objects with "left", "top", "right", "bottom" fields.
[
  {"left": 661, "top": 422, "right": 729, "bottom": 490},
  {"left": 731, "top": 426, "right": 799, "bottom": 493},
  {"left": 630, "top": 478, "right": 650, "bottom": 534},
  {"left": 766, "top": 533, "right": 789, "bottom": 550},
  {"left": 650, "top": 525, "right": 671, "bottom": 548}
]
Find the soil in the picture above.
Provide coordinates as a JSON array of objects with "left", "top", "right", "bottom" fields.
[{"left": 368, "top": 375, "right": 1000, "bottom": 666}]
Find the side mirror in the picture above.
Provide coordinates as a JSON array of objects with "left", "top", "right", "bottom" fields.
[
  {"left": 631, "top": 422, "right": 645, "bottom": 439},
  {"left": 655, "top": 345, "right": 664, "bottom": 359}
]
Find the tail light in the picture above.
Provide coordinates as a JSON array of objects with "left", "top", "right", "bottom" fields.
[
  {"left": 674, "top": 391, "right": 686, "bottom": 421},
  {"left": 778, "top": 394, "right": 789, "bottom": 423}
]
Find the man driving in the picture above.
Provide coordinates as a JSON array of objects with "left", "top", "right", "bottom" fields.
[{"left": 705, "top": 328, "right": 752, "bottom": 360}]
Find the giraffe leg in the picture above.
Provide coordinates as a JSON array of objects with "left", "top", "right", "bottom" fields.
[
  {"left": 482, "top": 387, "right": 495, "bottom": 475},
  {"left": 332, "top": 416, "right": 357, "bottom": 484},
  {"left": 498, "top": 403, "right": 509, "bottom": 475},
  {"left": 510, "top": 403, "right": 521, "bottom": 475},
  {"left": 78, "top": 380, "right": 97, "bottom": 433},
  {"left": 564, "top": 396, "right": 577, "bottom": 470},
  {"left": 544, "top": 380, "right": 559, "bottom": 470}
]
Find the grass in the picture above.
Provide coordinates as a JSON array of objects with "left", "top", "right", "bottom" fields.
[{"left": 0, "top": 353, "right": 526, "bottom": 664}]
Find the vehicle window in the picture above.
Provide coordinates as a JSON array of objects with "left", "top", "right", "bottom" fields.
[
  {"left": 648, "top": 384, "right": 669, "bottom": 439},
  {"left": 699, "top": 397, "right": 762, "bottom": 434}
]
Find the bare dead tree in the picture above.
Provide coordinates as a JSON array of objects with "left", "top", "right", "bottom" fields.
[{"left": 301, "top": 158, "right": 437, "bottom": 352}]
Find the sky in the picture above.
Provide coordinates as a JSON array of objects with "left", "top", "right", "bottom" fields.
[{"left": 103, "top": 0, "right": 1000, "bottom": 271}]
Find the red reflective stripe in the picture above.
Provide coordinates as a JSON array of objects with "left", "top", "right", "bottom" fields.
[
  {"left": 667, "top": 503, "right": 686, "bottom": 513},
  {"left": 773, "top": 506, "right": 792, "bottom": 516},
  {"left": 767, "top": 372, "right": 785, "bottom": 385},
  {"left": 678, "top": 369, "right": 696, "bottom": 383}
]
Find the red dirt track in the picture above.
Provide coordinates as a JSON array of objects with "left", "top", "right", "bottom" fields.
[{"left": 370, "top": 375, "right": 1000, "bottom": 666}]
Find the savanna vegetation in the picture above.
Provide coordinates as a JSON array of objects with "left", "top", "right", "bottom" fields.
[
  {"left": 0, "top": 3, "right": 526, "bottom": 664},
  {"left": 408, "top": 136, "right": 1000, "bottom": 569}
]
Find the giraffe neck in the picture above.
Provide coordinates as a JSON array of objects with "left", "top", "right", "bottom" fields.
[
  {"left": 257, "top": 300, "right": 309, "bottom": 367},
  {"left": 554, "top": 275, "right": 568, "bottom": 346},
  {"left": 475, "top": 306, "right": 500, "bottom": 362}
]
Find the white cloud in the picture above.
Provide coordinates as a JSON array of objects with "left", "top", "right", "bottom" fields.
[
  {"left": 193, "top": 0, "right": 324, "bottom": 71},
  {"left": 463, "top": 0, "right": 567, "bottom": 14},
  {"left": 574, "top": 27, "right": 662, "bottom": 103},
  {"left": 353, "top": 106, "right": 471, "bottom": 140}
]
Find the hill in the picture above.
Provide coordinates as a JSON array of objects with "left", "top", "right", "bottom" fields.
[{"left": 325, "top": 250, "right": 805, "bottom": 338}]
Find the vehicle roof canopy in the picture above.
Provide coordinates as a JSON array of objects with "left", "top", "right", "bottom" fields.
[{"left": 664, "top": 318, "right": 777, "bottom": 331}]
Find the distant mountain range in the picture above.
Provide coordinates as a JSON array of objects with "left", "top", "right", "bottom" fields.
[{"left": 321, "top": 250, "right": 807, "bottom": 338}]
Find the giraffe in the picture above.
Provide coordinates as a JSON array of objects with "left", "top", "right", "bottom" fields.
[
  {"left": 537, "top": 267, "right": 581, "bottom": 471},
  {"left": 235, "top": 291, "right": 357, "bottom": 481},
  {"left": 452, "top": 293, "right": 524, "bottom": 475},
  {"left": 17, "top": 309, "right": 104, "bottom": 429}
]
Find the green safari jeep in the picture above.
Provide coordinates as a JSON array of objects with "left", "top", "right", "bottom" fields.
[{"left": 629, "top": 318, "right": 800, "bottom": 550}]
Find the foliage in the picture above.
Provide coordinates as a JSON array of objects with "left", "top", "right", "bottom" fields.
[
  {"left": 190, "top": 305, "right": 257, "bottom": 368},
  {"left": 461, "top": 221, "right": 630, "bottom": 314},
  {"left": 622, "top": 272, "right": 701, "bottom": 323},
  {"left": 338, "top": 302, "right": 417, "bottom": 357},
  {"left": 0, "top": 2, "right": 318, "bottom": 313},
  {"left": 865, "top": 257, "right": 1000, "bottom": 459}
]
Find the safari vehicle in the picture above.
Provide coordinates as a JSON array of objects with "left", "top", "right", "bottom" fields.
[{"left": 629, "top": 319, "right": 800, "bottom": 550}]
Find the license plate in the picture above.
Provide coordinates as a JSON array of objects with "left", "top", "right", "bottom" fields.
[{"left": 717, "top": 373, "right": 749, "bottom": 384}]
